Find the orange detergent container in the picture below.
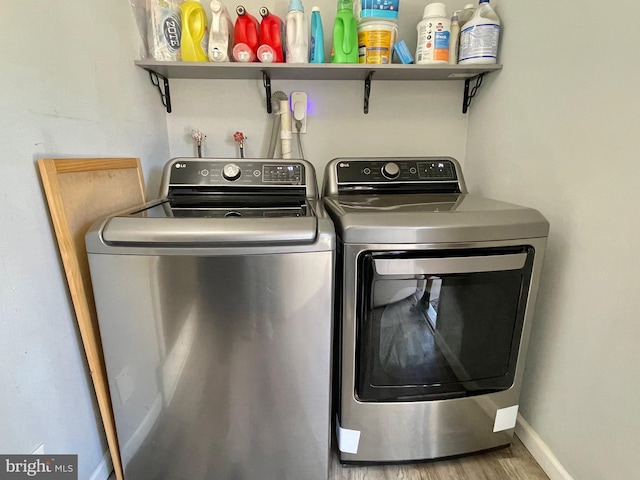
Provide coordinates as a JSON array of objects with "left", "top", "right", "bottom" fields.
[
  {"left": 233, "top": 5, "right": 260, "bottom": 62},
  {"left": 257, "top": 6, "right": 285, "bottom": 63}
]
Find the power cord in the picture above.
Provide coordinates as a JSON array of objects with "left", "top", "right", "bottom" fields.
[{"left": 295, "top": 120, "right": 305, "bottom": 160}]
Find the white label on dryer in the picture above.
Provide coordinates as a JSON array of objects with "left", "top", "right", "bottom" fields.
[
  {"left": 336, "top": 416, "right": 361, "bottom": 454},
  {"left": 493, "top": 405, "right": 519, "bottom": 432}
]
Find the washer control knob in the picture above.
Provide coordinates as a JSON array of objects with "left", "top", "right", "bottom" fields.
[
  {"left": 222, "top": 163, "right": 241, "bottom": 181},
  {"left": 382, "top": 162, "right": 400, "bottom": 179}
]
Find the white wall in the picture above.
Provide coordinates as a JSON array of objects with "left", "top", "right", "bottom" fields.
[
  {"left": 165, "top": 0, "right": 479, "bottom": 179},
  {"left": 465, "top": 1, "right": 640, "bottom": 478},
  {"left": 166, "top": 78, "right": 469, "bottom": 181},
  {"left": 0, "top": 1, "right": 169, "bottom": 478}
]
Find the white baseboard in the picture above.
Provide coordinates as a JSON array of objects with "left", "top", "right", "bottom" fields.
[
  {"left": 515, "top": 414, "right": 573, "bottom": 480},
  {"left": 89, "top": 449, "right": 114, "bottom": 480},
  {"left": 121, "top": 393, "right": 163, "bottom": 465}
]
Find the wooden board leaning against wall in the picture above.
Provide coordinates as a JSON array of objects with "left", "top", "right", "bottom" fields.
[{"left": 39, "top": 158, "right": 147, "bottom": 480}]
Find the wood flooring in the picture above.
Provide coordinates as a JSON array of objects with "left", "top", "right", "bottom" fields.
[
  {"left": 108, "top": 434, "right": 548, "bottom": 480},
  {"left": 329, "top": 435, "right": 548, "bottom": 480}
]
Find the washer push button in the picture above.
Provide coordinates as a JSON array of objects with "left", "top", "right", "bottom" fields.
[{"left": 222, "top": 163, "right": 241, "bottom": 181}]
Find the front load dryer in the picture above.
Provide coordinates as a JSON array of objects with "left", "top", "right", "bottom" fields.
[{"left": 322, "top": 157, "right": 549, "bottom": 463}]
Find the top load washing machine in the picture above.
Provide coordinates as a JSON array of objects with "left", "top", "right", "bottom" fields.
[
  {"left": 86, "top": 158, "right": 334, "bottom": 480},
  {"left": 322, "top": 157, "right": 549, "bottom": 464}
]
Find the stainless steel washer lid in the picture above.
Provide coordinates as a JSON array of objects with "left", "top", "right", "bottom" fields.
[
  {"left": 100, "top": 204, "right": 319, "bottom": 245},
  {"left": 86, "top": 158, "right": 336, "bottom": 253},
  {"left": 322, "top": 193, "right": 549, "bottom": 244}
]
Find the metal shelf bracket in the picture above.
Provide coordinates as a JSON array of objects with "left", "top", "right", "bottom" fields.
[
  {"left": 148, "top": 70, "right": 172, "bottom": 113},
  {"left": 262, "top": 71, "right": 272, "bottom": 114},
  {"left": 462, "top": 73, "right": 485, "bottom": 114},
  {"left": 364, "top": 71, "right": 374, "bottom": 114}
]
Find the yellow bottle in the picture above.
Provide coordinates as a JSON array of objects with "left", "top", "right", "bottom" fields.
[{"left": 180, "top": 1, "right": 209, "bottom": 61}]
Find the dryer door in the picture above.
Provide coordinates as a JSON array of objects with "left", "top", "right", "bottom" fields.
[{"left": 356, "top": 246, "right": 535, "bottom": 402}]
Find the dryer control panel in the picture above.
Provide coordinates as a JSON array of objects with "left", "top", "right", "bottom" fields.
[{"left": 325, "top": 157, "right": 466, "bottom": 195}]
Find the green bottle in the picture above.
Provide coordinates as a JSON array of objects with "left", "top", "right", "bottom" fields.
[{"left": 331, "top": 0, "right": 358, "bottom": 63}]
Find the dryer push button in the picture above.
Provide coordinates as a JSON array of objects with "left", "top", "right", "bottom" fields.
[{"left": 382, "top": 162, "right": 400, "bottom": 179}]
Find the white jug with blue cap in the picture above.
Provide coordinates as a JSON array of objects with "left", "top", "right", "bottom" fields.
[{"left": 286, "top": 0, "right": 309, "bottom": 63}]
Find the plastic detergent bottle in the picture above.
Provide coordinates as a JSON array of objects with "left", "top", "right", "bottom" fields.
[
  {"left": 208, "top": 0, "right": 233, "bottom": 62},
  {"left": 415, "top": 3, "right": 450, "bottom": 64},
  {"left": 258, "top": 7, "right": 285, "bottom": 63},
  {"left": 285, "top": 0, "right": 309, "bottom": 63},
  {"left": 448, "top": 10, "right": 460, "bottom": 64},
  {"left": 459, "top": 0, "right": 501, "bottom": 65},
  {"left": 180, "top": 0, "right": 209, "bottom": 61},
  {"left": 233, "top": 5, "right": 260, "bottom": 62},
  {"left": 459, "top": 3, "right": 475, "bottom": 27},
  {"left": 309, "top": 7, "right": 325, "bottom": 63},
  {"left": 331, "top": 0, "right": 358, "bottom": 63}
]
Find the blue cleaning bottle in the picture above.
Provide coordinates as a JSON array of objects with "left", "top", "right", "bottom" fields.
[{"left": 309, "top": 6, "right": 325, "bottom": 63}]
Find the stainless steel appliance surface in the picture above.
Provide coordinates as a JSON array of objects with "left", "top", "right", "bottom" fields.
[
  {"left": 322, "top": 157, "right": 549, "bottom": 464},
  {"left": 86, "top": 158, "right": 334, "bottom": 480}
]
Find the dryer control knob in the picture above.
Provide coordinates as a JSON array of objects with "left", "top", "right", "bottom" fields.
[
  {"left": 382, "top": 162, "right": 400, "bottom": 179},
  {"left": 222, "top": 163, "right": 241, "bottom": 181}
]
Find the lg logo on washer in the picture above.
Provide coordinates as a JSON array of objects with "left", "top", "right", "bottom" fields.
[
  {"left": 339, "top": 162, "right": 350, "bottom": 168},
  {"left": 175, "top": 163, "right": 187, "bottom": 169}
]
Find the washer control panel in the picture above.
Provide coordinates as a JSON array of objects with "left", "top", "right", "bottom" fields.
[
  {"left": 169, "top": 160, "right": 305, "bottom": 186},
  {"left": 262, "top": 164, "right": 303, "bottom": 183},
  {"left": 335, "top": 159, "right": 458, "bottom": 184}
]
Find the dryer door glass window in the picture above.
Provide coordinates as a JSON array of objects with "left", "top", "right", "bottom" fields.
[{"left": 356, "top": 247, "right": 535, "bottom": 402}]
